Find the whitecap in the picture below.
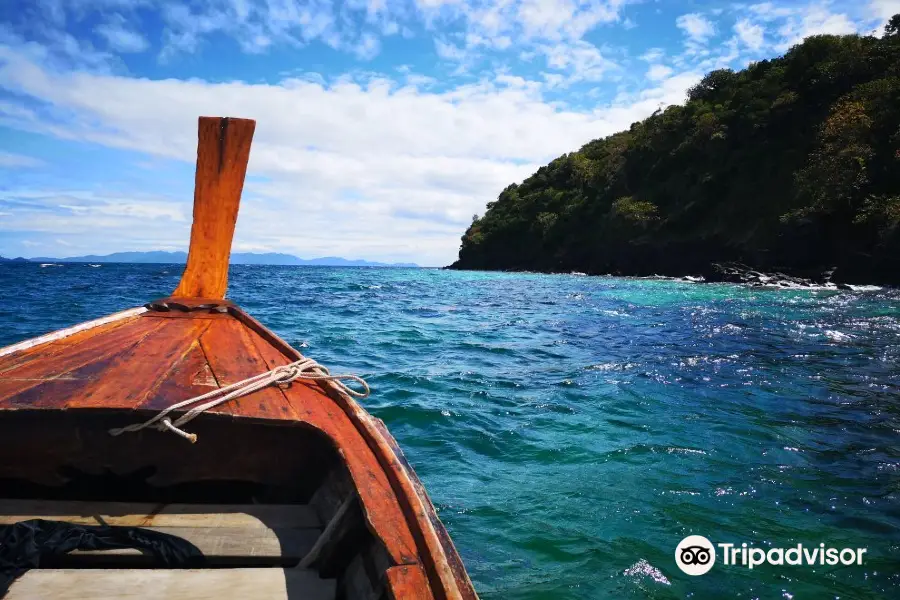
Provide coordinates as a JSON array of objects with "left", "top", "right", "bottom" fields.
[
  {"left": 667, "top": 447, "right": 708, "bottom": 455},
  {"left": 825, "top": 330, "right": 853, "bottom": 342},
  {"left": 586, "top": 362, "right": 637, "bottom": 371},
  {"left": 623, "top": 559, "right": 670, "bottom": 585},
  {"left": 847, "top": 284, "right": 882, "bottom": 291}
]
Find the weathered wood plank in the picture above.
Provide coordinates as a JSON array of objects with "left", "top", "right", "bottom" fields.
[
  {"left": 0, "top": 307, "right": 147, "bottom": 362},
  {"left": 0, "top": 319, "right": 165, "bottom": 408},
  {"left": 199, "top": 319, "right": 287, "bottom": 418},
  {"left": 63, "top": 526, "right": 319, "bottom": 566},
  {"left": 0, "top": 315, "right": 152, "bottom": 377},
  {"left": 142, "top": 311, "right": 232, "bottom": 320},
  {"left": 7, "top": 569, "right": 335, "bottom": 600},
  {"left": 66, "top": 319, "right": 212, "bottom": 409},
  {"left": 139, "top": 340, "right": 220, "bottom": 410},
  {"left": 386, "top": 565, "right": 433, "bottom": 600},
  {"left": 0, "top": 500, "right": 320, "bottom": 529},
  {"left": 299, "top": 494, "right": 358, "bottom": 569},
  {"left": 172, "top": 117, "right": 255, "bottom": 300}
]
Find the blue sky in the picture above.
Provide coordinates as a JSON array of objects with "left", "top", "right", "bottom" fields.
[{"left": 0, "top": 0, "right": 895, "bottom": 266}]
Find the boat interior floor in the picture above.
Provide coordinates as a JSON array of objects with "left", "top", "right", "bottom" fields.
[
  {"left": 1, "top": 500, "right": 335, "bottom": 600},
  {"left": 0, "top": 416, "right": 400, "bottom": 600}
]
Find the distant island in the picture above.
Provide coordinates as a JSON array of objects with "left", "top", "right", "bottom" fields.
[
  {"left": 451, "top": 18, "right": 900, "bottom": 285},
  {"left": 0, "top": 251, "right": 418, "bottom": 268}
]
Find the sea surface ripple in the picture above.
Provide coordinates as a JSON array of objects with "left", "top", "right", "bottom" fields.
[{"left": 1, "top": 263, "right": 899, "bottom": 598}]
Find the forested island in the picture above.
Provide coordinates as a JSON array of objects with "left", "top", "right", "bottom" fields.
[{"left": 451, "top": 18, "right": 900, "bottom": 284}]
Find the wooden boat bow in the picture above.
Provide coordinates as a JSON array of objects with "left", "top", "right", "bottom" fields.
[{"left": 0, "top": 117, "right": 477, "bottom": 600}]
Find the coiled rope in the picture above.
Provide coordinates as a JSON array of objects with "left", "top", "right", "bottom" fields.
[{"left": 108, "top": 357, "right": 369, "bottom": 443}]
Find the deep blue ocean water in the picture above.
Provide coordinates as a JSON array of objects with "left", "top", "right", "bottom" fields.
[{"left": 1, "top": 262, "right": 899, "bottom": 598}]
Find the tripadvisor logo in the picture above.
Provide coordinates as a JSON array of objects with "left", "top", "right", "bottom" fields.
[
  {"left": 675, "top": 536, "right": 867, "bottom": 576},
  {"left": 675, "top": 535, "right": 716, "bottom": 575}
]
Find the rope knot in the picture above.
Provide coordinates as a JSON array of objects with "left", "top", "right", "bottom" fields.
[{"left": 108, "top": 357, "right": 369, "bottom": 443}]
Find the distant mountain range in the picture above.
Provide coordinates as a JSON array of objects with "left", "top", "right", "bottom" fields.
[{"left": 0, "top": 251, "right": 418, "bottom": 268}]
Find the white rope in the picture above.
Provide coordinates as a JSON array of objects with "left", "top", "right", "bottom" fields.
[{"left": 109, "top": 358, "right": 369, "bottom": 443}]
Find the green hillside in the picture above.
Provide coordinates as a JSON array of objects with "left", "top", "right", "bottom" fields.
[{"left": 451, "top": 18, "right": 900, "bottom": 284}]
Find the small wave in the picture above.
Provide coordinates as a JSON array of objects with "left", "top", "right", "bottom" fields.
[
  {"left": 846, "top": 284, "right": 882, "bottom": 291},
  {"left": 825, "top": 330, "right": 853, "bottom": 342},
  {"left": 570, "top": 271, "right": 587, "bottom": 276},
  {"left": 586, "top": 361, "right": 638, "bottom": 371},
  {"left": 765, "top": 281, "right": 838, "bottom": 290},
  {"left": 88, "top": 264, "right": 101, "bottom": 268},
  {"left": 39, "top": 263, "right": 61, "bottom": 268},
  {"left": 623, "top": 559, "right": 670, "bottom": 585},
  {"left": 667, "top": 447, "right": 708, "bottom": 455}
]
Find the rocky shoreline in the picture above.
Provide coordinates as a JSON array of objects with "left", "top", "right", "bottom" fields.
[
  {"left": 448, "top": 261, "right": 889, "bottom": 289},
  {"left": 698, "top": 262, "right": 853, "bottom": 289}
]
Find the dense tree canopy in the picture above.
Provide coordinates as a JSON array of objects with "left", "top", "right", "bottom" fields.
[{"left": 452, "top": 19, "right": 900, "bottom": 283}]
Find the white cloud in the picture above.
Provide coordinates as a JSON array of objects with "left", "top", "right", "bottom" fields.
[
  {"left": 422, "top": 0, "right": 632, "bottom": 48},
  {"left": 749, "top": 2, "right": 796, "bottom": 21},
  {"left": 734, "top": 18, "right": 765, "bottom": 50},
  {"left": 869, "top": 0, "right": 900, "bottom": 23},
  {"left": 0, "top": 151, "right": 44, "bottom": 168},
  {"left": 95, "top": 14, "right": 149, "bottom": 53},
  {"left": 0, "top": 189, "right": 192, "bottom": 256},
  {"left": 646, "top": 64, "right": 673, "bottom": 81},
  {"left": 777, "top": 6, "right": 856, "bottom": 48},
  {"left": 541, "top": 40, "right": 617, "bottom": 82},
  {"left": 639, "top": 48, "right": 664, "bottom": 62},
  {"left": 735, "top": 3, "right": 865, "bottom": 53},
  {"left": 152, "top": 0, "right": 634, "bottom": 64},
  {"left": 516, "top": 0, "right": 622, "bottom": 40},
  {"left": 352, "top": 32, "right": 381, "bottom": 59},
  {"left": 434, "top": 38, "right": 466, "bottom": 60},
  {"left": 0, "top": 36, "right": 700, "bottom": 265},
  {"left": 676, "top": 13, "right": 716, "bottom": 43}
]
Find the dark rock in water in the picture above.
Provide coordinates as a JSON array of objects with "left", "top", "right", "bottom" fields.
[
  {"left": 819, "top": 267, "right": 838, "bottom": 284},
  {"left": 703, "top": 262, "right": 818, "bottom": 287}
]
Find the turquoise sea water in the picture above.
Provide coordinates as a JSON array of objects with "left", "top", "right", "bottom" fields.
[{"left": 1, "top": 263, "right": 899, "bottom": 598}]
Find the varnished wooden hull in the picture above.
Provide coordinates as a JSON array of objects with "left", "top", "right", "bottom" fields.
[{"left": 0, "top": 300, "right": 477, "bottom": 599}]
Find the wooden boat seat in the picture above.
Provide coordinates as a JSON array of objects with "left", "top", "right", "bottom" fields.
[
  {"left": 0, "top": 500, "right": 321, "bottom": 567},
  {"left": 6, "top": 568, "right": 336, "bottom": 600}
]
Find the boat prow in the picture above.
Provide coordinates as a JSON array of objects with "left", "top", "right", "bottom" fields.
[{"left": 0, "top": 117, "right": 477, "bottom": 600}]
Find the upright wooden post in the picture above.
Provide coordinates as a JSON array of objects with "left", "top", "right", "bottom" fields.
[{"left": 172, "top": 116, "right": 256, "bottom": 299}]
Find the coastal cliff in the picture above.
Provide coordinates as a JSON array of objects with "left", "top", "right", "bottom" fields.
[{"left": 450, "top": 18, "right": 900, "bottom": 284}]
